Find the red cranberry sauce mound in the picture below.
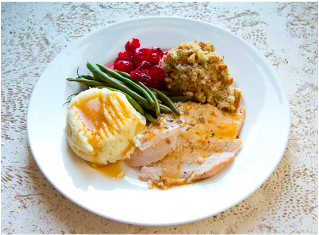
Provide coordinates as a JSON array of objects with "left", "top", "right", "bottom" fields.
[{"left": 113, "top": 38, "right": 168, "bottom": 90}]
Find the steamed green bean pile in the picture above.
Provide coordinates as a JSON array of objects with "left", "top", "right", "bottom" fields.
[{"left": 66, "top": 62, "right": 192, "bottom": 123}]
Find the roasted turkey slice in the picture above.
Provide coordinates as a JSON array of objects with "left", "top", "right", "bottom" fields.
[{"left": 127, "top": 101, "right": 245, "bottom": 189}]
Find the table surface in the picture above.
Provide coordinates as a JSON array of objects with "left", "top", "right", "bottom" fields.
[{"left": 1, "top": 2, "right": 318, "bottom": 234}]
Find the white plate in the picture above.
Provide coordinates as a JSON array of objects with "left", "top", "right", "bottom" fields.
[{"left": 27, "top": 16, "right": 291, "bottom": 226}]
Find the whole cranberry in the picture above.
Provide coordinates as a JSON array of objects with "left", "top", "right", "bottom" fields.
[
  {"left": 151, "top": 46, "right": 164, "bottom": 57},
  {"left": 137, "top": 61, "right": 152, "bottom": 71},
  {"left": 130, "top": 68, "right": 139, "bottom": 78},
  {"left": 118, "top": 51, "right": 129, "bottom": 58},
  {"left": 148, "top": 53, "right": 161, "bottom": 66},
  {"left": 114, "top": 60, "right": 134, "bottom": 73},
  {"left": 148, "top": 65, "right": 165, "bottom": 81},
  {"left": 125, "top": 38, "right": 140, "bottom": 55},
  {"left": 116, "top": 51, "right": 135, "bottom": 65},
  {"left": 134, "top": 47, "right": 151, "bottom": 66},
  {"left": 146, "top": 77, "right": 158, "bottom": 88},
  {"left": 147, "top": 76, "right": 166, "bottom": 89},
  {"left": 132, "top": 70, "right": 151, "bottom": 85}
]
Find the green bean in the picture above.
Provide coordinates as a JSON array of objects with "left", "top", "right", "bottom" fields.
[
  {"left": 137, "top": 101, "right": 174, "bottom": 117},
  {"left": 169, "top": 96, "right": 192, "bottom": 102},
  {"left": 159, "top": 104, "right": 176, "bottom": 118},
  {"left": 63, "top": 100, "right": 71, "bottom": 106},
  {"left": 78, "top": 74, "right": 94, "bottom": 80},
  {"left": 63, "top": 92, "right": 81, "bottom": 106},
  {"left": 76, "top": 67, "right": 95, "bottom": 80},
  {"left": 151, "top": 90, "right": 158, "bottom": 98},
  {"left": 114, "top": 70, "right": 182, "bottom": 116},
  {"left": 114, "top": 70, "right": 155, "bottom": 95},
  {"left": 67, "top": 78, "right": 108, "bottom": 87},
  {"left": 77, "top": 66, "right": 98, "bottom": 82},
  {"left": 88, "top": 73, "right": 125, "bottom": 84},
  {"left": 93, "top": 73, "right": 126, "bottom": 84},
  {"left": 137, "top": 101, "right": 153, "bottom": 110},
  {"left": 111, "top": 69, "right": 161, "bottom": 117},
  {"left": 86, "top": 63, "right": 151, "bottom": 108},
  {"left": 77, "top": 67, "right": 124, "bottom": 85},
  {"left": 92, "top": 74, "right": 101, "bottom": 81},
  {"left": 135, "top": 81, "right": 160, "bottom": 116},
  {"left": 93, "top": 86, "right": 144, "bottom": 115},
  {"left": 135, "top": 81, "right": 160, "bottom": 117},
  {"left": 66, "top": 92, "right": 80, "bottom": 101},
  {"left": 151, "top": 88, "right": 180, "bottom": 116},
  {"left": 76, "top": 67, "right": 82, "bottom": 78},
  {"left": 96, "top": 64, "right": 155, "bottom": 106},
  {"left": 113, "top": 69, "right": 131, "bottom": 79},
  {"left": 144, "top": 111, "right": 157, "bottom": 124},
  {"left": 141, "top": 103, "right": 175, "bottom": 118}
]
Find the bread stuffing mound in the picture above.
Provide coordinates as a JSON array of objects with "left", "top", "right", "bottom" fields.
[{"left": 161, "top": 41, "right": 241, "bottom": 111}]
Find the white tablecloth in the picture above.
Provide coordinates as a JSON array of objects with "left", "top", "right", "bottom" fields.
[{"left": 1, "top": 2, "right": 317, "bottom": 233}]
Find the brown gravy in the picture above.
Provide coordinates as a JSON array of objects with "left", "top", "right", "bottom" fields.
[
  {"left": 87, "top": 161, "right": 125, "bottom": 179},
  {"left": 86, "top": 98, "right": 244, "bottom": 186},
  {"left": 139, "top": 99, "right": 245, "bottom": 189}
]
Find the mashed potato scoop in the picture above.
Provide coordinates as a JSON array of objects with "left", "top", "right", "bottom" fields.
[{"left": 65, "top": 88, "right": 146, "bottom": 165}]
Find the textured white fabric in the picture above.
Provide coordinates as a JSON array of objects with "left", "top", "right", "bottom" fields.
[{"left": 1, "top": 2, "right": 317, "bottom": 233}]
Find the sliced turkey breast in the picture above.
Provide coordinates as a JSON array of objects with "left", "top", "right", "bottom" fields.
[{"left": 127, "top": 101, "right": 245, "bottom": 189}]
